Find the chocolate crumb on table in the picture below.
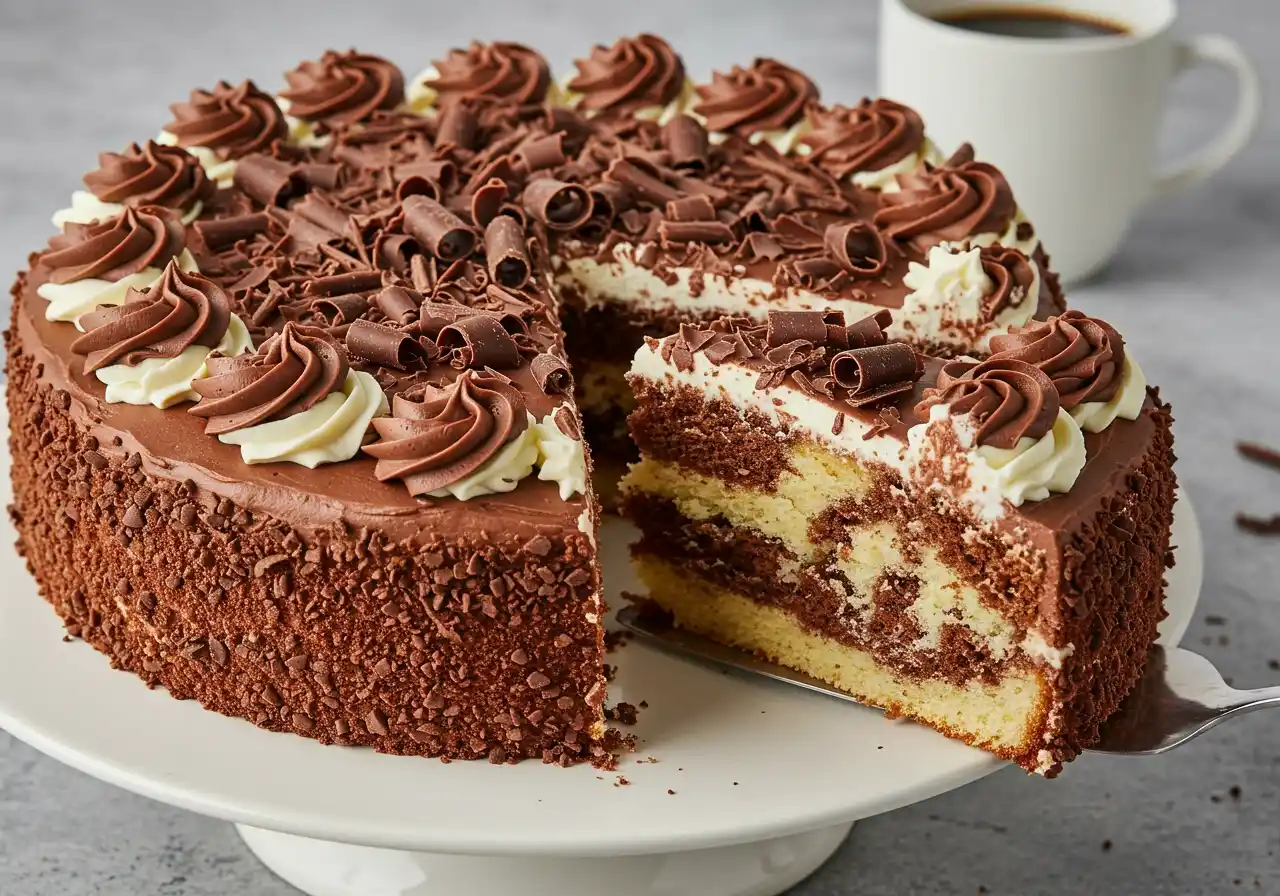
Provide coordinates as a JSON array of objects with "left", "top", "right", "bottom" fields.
[
  {"left": 1236, "top": 513, "right": 1280, "bottom": 535},
  {"left": 1238, "top": 441, "right": 1280, "bottom": 471}
]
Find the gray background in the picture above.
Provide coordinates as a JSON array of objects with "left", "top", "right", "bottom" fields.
[{"left": 1, "top": 1, "right": 1277, "bottom": 893}]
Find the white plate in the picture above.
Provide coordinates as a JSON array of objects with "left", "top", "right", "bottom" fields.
[{"left": 0, "top": 424, "right": 1201, "bottom": 860}]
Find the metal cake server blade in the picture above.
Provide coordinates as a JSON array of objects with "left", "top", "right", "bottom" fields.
[{"left": 615, "top": 606, "right": 1280, "bottom": 757}]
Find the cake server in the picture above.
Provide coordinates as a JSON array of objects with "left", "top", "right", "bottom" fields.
[{"left": 615, "top": 606, "right": 1280, "bottom": 757}]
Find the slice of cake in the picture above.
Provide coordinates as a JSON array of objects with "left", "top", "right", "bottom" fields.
[{"left": 621, "top": 309, "right": 1175, "bottom": 774}]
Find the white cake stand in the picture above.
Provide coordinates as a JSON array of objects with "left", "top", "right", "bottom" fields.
[{"left": 0, "top": 428, "right": 1201, "bottom": 896}]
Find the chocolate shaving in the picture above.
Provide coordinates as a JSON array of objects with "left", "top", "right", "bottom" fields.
[
  {"left": 484, "top": 216, "right": 530, "bottom": 288},
  {"left": 766, "top": 310, "right": 828, "bottom": 347},
  {"left": 375, "top": 285, "right": 420, "bottom": 325},
  {"left": 417, "top": 300, "right": 469, "bottom": 336},
  {"left": 531, "top": 352, "right": 573, "bottom": 395},
  {"left": 515, "top": 133, "right": 567, "bottom": 172},
  {"left": 553, "top": 405, "right": 581, "bottom": 440},
  {"left": 824, "top": 221, "right": 888, "bottom": 279},
  {"left": 292, "top": 193, "right": 348, "bottom": 234},
  {"left": 297, "top": 162, "right": 343, "bottom": 190},
  {"left": 662, "top": 116, "right": 709, "bottom": 169},
  {"left": 588, "top": 182, "right": 631, "bottom": 225},
  {"left": 394, "top": 159, "right": 456, "bottom": 192},
  {"left": 470, "top": 178, "right": 509, "bottom": 228},
  {"left": 658, "top": 220, "right": 735, "bottom": 245},
  {"left": 313, "top": 293, "right": 369, "bottom": 324},
  {"left": 845, "top": 309, "right": 893, "bottom": 349},
  {"left": 234, "top": 154, "right": 306, "bottom": 207},
  {"left": 437, "top": 313, "right": 520, "bottom": 369},
  {"left": 830, "top": 343, "right": 921, "bottom": 407},
  {"left": 435, "top": 101, "right": 478, "bottom": 151},
  {"left": 395, "top": 174, "right": 440, "bottom": 202},
  {"left": 347, "top": 319, "right": 428, "bottom": 370},
  {"left": 604, "top": 158, "right": 682, "bottom": 205},
  {"left": 193, "top": 213, "right": 270, "bottom": 251},
  {"left": 736, "top": 231, "right": 784, "bottom": 262},
  {"left": 304, "top": 270, "right": 383, "bottom": 296},
  {"left": 665, "top": 194, "right": 716, "bottom": 222},
  {"left": 1238, "top": 442, "right": 1280, "bottom": 472},
  {"left": 400, "top": 194, "right": 476, "bottom": 261},
  {"left": 1236, "top": 513, "right": 1280, "bottom": 535},
  {"left": 522, "top": 178, "right": 592, "bottom": 231}
]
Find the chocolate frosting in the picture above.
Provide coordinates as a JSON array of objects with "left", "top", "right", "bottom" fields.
[
  {"left": 989, "top": 310, "right": 1126, "bottom": 409},
  {"left": 693, "top": 59, "right": 817, "bottom": 135},
  {"left": 979, "top": 245, "right": 1038, "bottom": 320},
  {"left": 801, "top": 98, "right": 925, "bottom": 178},
  {"left": 430, "top": 41, "right": 550, "bottom": 106},
  {"left": 83, "top": 141, "right": 214, "bottom": 210},
  {"left": 71, "top": 259, "right": 231, "bottom": 373},
  {"left": 42, "top": 206, "right": 186, "bottom": 285},
  {"left": 363, "top": 370, "right": 528, "bottom": 495},
  {"left": 163, "top": 80, "right": 288, "bottom": 160},
  {"left": 189, "top": 323, "right": 349, "bottom": 435},
  {"left": 916, "top": 357, "right": 1058, "bottom": 449},
  {"left": 567, "top": 34, "right": 686, "bottom": 115},
  {"left": 874, "top": 144, "right": 1015, "bottom": 247},
  {"left": 280, "top": 50, "right": 404, "bottom": 125}
]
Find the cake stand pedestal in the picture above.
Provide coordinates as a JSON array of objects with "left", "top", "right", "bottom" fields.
[{"left": 0, "top": 483, "right": 1201, "bottom": 896}]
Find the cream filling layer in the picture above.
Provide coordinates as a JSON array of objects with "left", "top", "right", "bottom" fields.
[
  {"left": 52, "top": 191, "right": 204, "bottom": 229},
  {"left": 559, "top": 242, "right": 1027, "bottom": 354},
  {"left": 38, "top": 249, "right": 199, "bottom": 325},
  {"left": 215, "top": 369, "right": 388, "bottom": 468},
  {"left": 96, "top": 314, "right": 253, "bottom": 409}
]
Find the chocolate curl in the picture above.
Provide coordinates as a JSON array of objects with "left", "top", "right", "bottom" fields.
[
  {"left": 665, "top": 194, "right": 716, "bottom": 222},
  {"left": 531, "top": 352, "right": 572, "bottom": 396},
  {"left": 659, "top": 220, "right": 735, "bottom": 245},
  {"left": 521, "top": 178, "right": 592, "bottom": 232},
  {"left": 662, "top": 115, "right": 709, "bottom": 169},
  {"left": 418, "top": 301, "right": 469, "bottom": 336},
  {"left": 395, "top": 175, "right": 440, "bottom": 202},
  {"left": 347, "top": 319, "right": 429, "bottom": 370},
  {"left": 394, "top": 159, "right": 457, "bottom": 193},
  {"left": 825, "top": 222, "right": 888, "bottom": 279},
  {"left": 435, "top": 101, "right": 478, "bottom": 150},
  {"left": 484, "top": 216, "right": 531, "bottom": 289},
  {"left": 297, "top": 162, "right": 343, "bottom": 190},
  {"left": 292, "top": 193, "right": 348, "bottom": 234},
  {"left": 588, "top": 181, "right": 631, "bottom": 225},
  {"left": 470, "top": 177, "right": 509, "bottom": 228},
  {"left": 736, "top": 231, "right": 785, "bottom": 262},
  {"left": 830, "top": 343, "right": 921, "bottom": 408},
  {"left": 193, "top": 212, "right": 270, "bottom": 251},
  {"left": 234, "top": 155, "right": 306, "bottom": 207},
  {"left": 312, "top": 293, "right": 370, "bottom": 324},
  {"left": 304, "top": 270, "right": 383, "bottom": 296},
  {"left": 437, "top": 314, "right": 520, "bottom": 369},
  {"left": 845, "top": 309, "right": 894, "bottom": 349},
  {"left": 553, "top": 405, "right": 581, "bottom": 440},
  {"left": 400, "top": 194, "right": 476, "bottom": 261},
  {"left": 604, "top": 158, "right": 682, "bottom": 205},
  {"left": 766, "top": 310, "right": 829, "bottom": 347},
  {"left": 375, "top": 285, "right": 421, "bottom": 325},
  {"left": 515, "top": 133, "right": 567, "bottom": 172}
]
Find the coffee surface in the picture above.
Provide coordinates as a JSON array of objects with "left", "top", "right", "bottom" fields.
[{"left": 933, "top": 5, "right": 1129, "bottom": 39}]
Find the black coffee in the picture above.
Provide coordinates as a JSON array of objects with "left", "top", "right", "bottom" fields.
[{"left": 933, "top": 5, "right": 1129, "bottom": 39}]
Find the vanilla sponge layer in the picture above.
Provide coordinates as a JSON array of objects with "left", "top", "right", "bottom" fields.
[{"left": 635, "top": 556, "right": 1049, "bottom": 758}]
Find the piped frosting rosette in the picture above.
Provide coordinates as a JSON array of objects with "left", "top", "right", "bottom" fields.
[
  {"left": 909, "top": 356, "right": 1086, "bottom": 518},
  {"left": 689, "top": 57, "right": 817, "bottom": 153},
  {"left": 53, "top": 141, "right": 214, "bottom": 229},
  {"left": 188, "top": 323, "right": 386, "bottom": 467},
  {"left": 797, "top": 98, "right": 943, "bottom": 190},
  {"left": 158, "top": 80, "right": 288, "bottom": 186},
  {"left": 37, "top": 205, "right": 198, "bottom": 325},
  {"left": 553, "top": 34, "right": 694, "bottom": 125},
  {"left": 407, "top": 41, "right": 552, "bottom": 116},
  {"left": 69, "top": 259, "right": 252, "bottom": 408},
  {"left": 277, "top": 50, "right": 405, "bottom": 146}
]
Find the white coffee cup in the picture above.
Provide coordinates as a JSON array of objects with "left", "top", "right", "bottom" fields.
[{"left": 878, "top": 0, "right": 1261, "bottom": 283}]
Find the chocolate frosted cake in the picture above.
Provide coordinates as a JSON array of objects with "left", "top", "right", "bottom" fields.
[{"left": 7, "top": 36, "right": 1173, "bottom": 774}]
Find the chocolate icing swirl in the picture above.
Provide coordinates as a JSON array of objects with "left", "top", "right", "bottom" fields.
[
  {"left": 42, "top": 206, "right": 185, "bottom": 285},
  {"left": 71, "top": 259, "right": 231, "bottom": 374},
  {"left": 988, "top": 310, "right": 1126, "bottom": 409},
  {"left": 874, "top": 144, "right": 1015, "bottom": 247},
  {"left": 163, "top": 80, "right": 287, "bottom": 159},
  {"left": 693, "top": 59, "right": 817, "bottom": 135},
  {"left": 978, "top": 246, "right": 1038, "bottom": 320},
  {"left": 915, "top": 357, "right": 1058, "bottom": 450},
  {"left": 281, "top": 50, "right": 405, "bottom": 125},
  {"left": 567, "top": 34, "right": 686, "bottom": 115},
  {"left": 430, "top": 41, "right": 550, "bottom": 106},
  {"left": 362, "top": 370, "right": 528, "bottom": 496},
  {"left": 801, "top": 98, "right": 925, "bottom": 179},
  {"left": 189, "top": 323, "right": 348, "bottom": 435},
  {"left": 83, "top": 141, "right": 214, "bottom": 210}
]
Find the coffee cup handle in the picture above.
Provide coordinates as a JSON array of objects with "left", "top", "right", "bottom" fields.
[{"left": 1150, "top": 35, "right": 1262, "bottom": 201}]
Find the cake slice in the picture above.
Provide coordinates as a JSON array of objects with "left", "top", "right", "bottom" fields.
[{"left": 621, "top": 309, "right": 1175, "bottom": 774}]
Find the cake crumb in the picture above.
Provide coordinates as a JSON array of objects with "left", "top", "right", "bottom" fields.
[
  {"left": 1236, "top": 513, "right": 1280, "bottom": 535},
  {"left": 1230, "top": 785, "right": 1242, "bottom": 800},
  {"left": 1268, "top": 659, "right": 1279, "bottom": 671},
  {"left": 667, "top": 789, "right": 676, "bottom": 795},
  {"left": 605, "top": 702, "right": 640, "bottom": 725},
  {"left": 1102, "top": 839, "right": 1112, "bottom": 852},
  {"left": 604, "top": 630, "right": 633, "bottom": 653},
  {"left": 1205, "top": 614, "right": 1227, "bottom": 626},
  {"left": 614, "top": 775, "right": 630, "bottom": 787},
  {"left": 1238, "top": 441, "right": 1280, "bottom": 470}
]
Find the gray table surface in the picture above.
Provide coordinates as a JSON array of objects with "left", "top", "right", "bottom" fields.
[{"left": 1, "top": 1, "right": 1277, "bottom": 893}]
